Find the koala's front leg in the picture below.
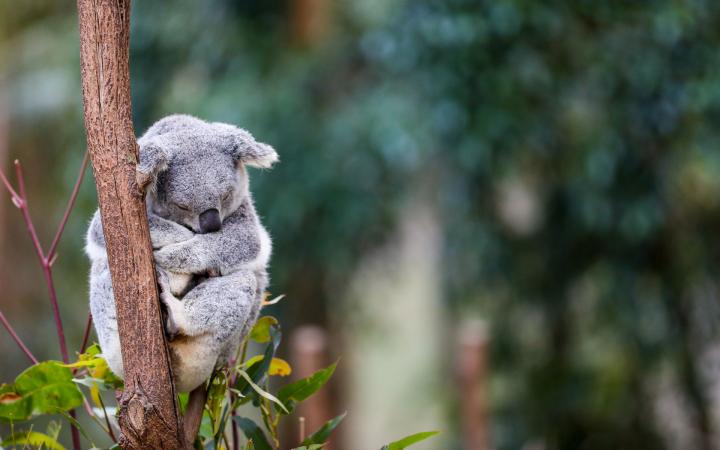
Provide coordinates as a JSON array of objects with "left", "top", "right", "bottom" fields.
[
  {"left": 148, "top": 213, "right": 194, "bottom": 249},
  {"left": 152, "top": 236, "right": 212, "bottom": 274}
]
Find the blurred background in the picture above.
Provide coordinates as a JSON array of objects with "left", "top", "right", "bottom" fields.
[{"left": 2, "top": 1, "right": 720, "bottom": 449}]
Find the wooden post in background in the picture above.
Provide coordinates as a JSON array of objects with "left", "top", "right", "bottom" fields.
[
  {"left": 76, "top": 1, "right": 185, "bottom": 448},
  {"left": 456, "top": 320, "right": 490, "bottom": 450},
  {"left": 289, "top": 326, "right": 334, "bottom": 449}
]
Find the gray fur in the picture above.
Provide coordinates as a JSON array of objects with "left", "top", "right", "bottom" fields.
[{"left": 85, "top": 114, "right": 277, "bottom": 392}]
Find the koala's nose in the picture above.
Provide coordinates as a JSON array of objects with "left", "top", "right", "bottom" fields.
[{"left": 199, "top": 209, "right": 221, "bottom": 233}]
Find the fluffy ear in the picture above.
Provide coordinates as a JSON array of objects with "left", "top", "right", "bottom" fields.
[
  {"left": 227, "top": 128, "right": 279, "bottom": 169},
  {"left": 136, "top": 136, "right": 170, "bottom": 192}
]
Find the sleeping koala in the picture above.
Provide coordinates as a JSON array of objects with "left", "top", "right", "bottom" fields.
[{"left": 85, "top": 114, "right": 277, "bottom": 392}]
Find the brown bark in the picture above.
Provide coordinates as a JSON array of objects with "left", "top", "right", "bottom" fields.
[{"left": 76, "top": 1, "right": 186, "bottom": 448}]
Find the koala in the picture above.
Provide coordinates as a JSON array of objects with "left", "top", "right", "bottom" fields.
[{"left": 85, "top": 114, "right": 278, "bottom": 392}]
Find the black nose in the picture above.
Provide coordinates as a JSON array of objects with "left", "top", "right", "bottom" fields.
[{"left": 199, "top": 209, "right": 221, "bottom": 233}]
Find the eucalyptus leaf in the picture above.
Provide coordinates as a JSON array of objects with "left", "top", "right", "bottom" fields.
[
  {"left": 380, "top": 431, "right": 440, "bottom": 450},
  {"left": 301, "top": 411, "right": 346, "bottom": 445},
  {"left": 234, "top": 416, "right": 272, "bottom": 450},
  {"left": 1, "top": 430, "right": 67, "bottom": 450},
  {"left": 276, "top": 361, "right": 337, "bottom": 415},
  {"left": 236, "top": 325, "right": 281, "bottom": 396},
  {"left": 0, "top": 362, "right": 83, "bottom": 421},
  {"left": 249, "top": 316, "right": 279, "bottom": 343}
]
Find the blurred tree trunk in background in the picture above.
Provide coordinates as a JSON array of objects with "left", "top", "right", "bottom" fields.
[
  {"left": 76, "top": 0, "right": 185, "bottom": 447},
  {"left": 339, "top": 192, "right": 447, "bottom": 450},
  {"left": 290, "top": 0, "right": 329, "bottom": 46}
]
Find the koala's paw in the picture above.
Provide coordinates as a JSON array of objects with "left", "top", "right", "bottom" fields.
[
  {"left": 156, "top": 266, "right": 171, "bottom": 289},
  {"left": 154, "top": 243, "right": 204, "bottom": 273},
  {"left": 159, "top": 287, "right": 189, "bottom": 338},
  {"left": 149, "top": 219, "right": 194, "bottom": 249}
]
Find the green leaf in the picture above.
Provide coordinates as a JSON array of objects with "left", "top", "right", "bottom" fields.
[
  {"left": 0, "top": 361, "right": 83, "bottom": 421},
  {"left": 301, "top": 411, "right": 347, "bottom": 445},
  {"left": 1, "top": 430, "right": 67, "bottom": 450},
  {"left": 276, "top": 361, "right": 337, "bottom": 415},
  {"left": 380, "top": 431, "right": 440, "bottom": 450},
  {"left": 249, "top": 316, "right": 279, "bottom": 343},
  {"left": 235, "top": 369, "right": 288, "bottom": 413},
  {"left": 234, "top": 416, "right": 272, "bottom": 450},
  {"left": 236, "top": 325, "right": 282, "bottom": 397},
  {"left": 293, "top": 446, "right": 324, "bottom": 450}
]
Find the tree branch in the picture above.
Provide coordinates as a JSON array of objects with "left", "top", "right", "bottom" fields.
[
  {"left": 76, "top": 0, "right": 186, "bottom": 448},
  {"left": 0, "top": 310, "right": 38, "bottom": 364}
]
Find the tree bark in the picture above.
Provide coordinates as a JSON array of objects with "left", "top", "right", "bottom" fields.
[{"left": 76, "top": 1, "right": 186, "bottom": 448}]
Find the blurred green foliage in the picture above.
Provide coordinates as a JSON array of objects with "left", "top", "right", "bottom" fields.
[{"left": 2, "top": 0, "right": 720, "bottom": 449}]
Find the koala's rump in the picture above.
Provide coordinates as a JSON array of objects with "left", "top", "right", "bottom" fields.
[{"left": 169, "top": 333, "right": 217, "bottom": 392}]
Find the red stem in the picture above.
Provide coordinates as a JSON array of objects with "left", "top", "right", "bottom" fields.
[
  {"left": 231, "top": 408, "right": 239, "bottom": 450},
  {"left": 14, "top": 160, "right": 70, "bottom": 363},
  {"left": 48, "top": 151, "right": 89, "bottom": 262},
  {"left": 13, "top": 161, "right": 45, "bottom": 263},
  {"left": 1, "top": 159, "right": 86, "bottom": 450},
  {"left": 0, "top": 165, "right": 19, "bottom": 200},
  {"left": 79, "top": 312, "right": 93, "bottom": 354},
  {"left": 0, "top": 309, "right": 38, "bottom": 364}
]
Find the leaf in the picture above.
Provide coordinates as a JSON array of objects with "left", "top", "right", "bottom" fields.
[
  {"left": 0, "top": 361, "right": 83, "bottom": 421},
  {"left": 249, "top": 316, "right": 279, "bottom": 343},
  {"left": 234, "top": 417, "right": 272, "bottom": 450},
  {"left": 1, "top": 430, "right": 67, "bottom": 450},
  {"left": 236, "top": 325, "right": 282, "bottom": 397},
  {"left": 268, "top": 358, "right": 292, "bottom": 377},
  {"left": 276, "top": 361, "right": 337, "bottom": 415},
  {"left": 243, "top": 356, "right": 292, "bottom": 377},
  {"left": 293, "top": 445, "right": 324, "bottom": 450},
  {"left": 236, "top": 370, "right": 288, "bottom": 413},
  {"left": 301, "top": 411, "right": 347, "bottom": 445},
  {"left": 243, "top": 355, "right": 265, "bottom": 369},
  {"left": 380, "top": 431, "right": 440, "bottom": 450},
  {"left": 261, "top": 294, "right": 285, "bottom": 307}
]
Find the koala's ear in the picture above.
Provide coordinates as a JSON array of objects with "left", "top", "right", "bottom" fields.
[
  {"left": 228, "top": 129, "right": 279, "bottom": 169},
  {"left": 136, "top": 137, "right": 170, "bottom": 192}
]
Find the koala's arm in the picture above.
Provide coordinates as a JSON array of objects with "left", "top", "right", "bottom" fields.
[
  {"left": 146, "top": 212, "right": 195, "bottom": 249},
  {"left": 154, "top": 202, "right": 269, "bottom": 275},
  {"left": 85, "top": 209, "right": 194, "bottom": 256}
]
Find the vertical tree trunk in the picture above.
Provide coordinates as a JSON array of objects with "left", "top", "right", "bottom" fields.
[{"left": 76, "top": 1, "right": 186, "bottom": 448}]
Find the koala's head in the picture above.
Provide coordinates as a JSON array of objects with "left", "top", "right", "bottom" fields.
[{"left": 136, "top": 114, "right": 278, "bottom": 234}]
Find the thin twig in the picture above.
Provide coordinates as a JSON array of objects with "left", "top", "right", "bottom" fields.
[
  {"left": 79, "top": 312, "right": 93, "bottom": 354},
  {"left": 13, "top": 161, "right": 46, "bottom": 263},
  {"left": 0, "top": 309, "right": 38, "bottom": 364},
  {"left": 231, "top": 408, "right": 239, "bottom": 450},
  {"left": 47, "top": 151, "right": 90, "bottom": 261},
  {"left": 97, "top": 391, "right": 117, "bottom": 442},
  {"left": 0, "top": 167, "right": 19, "bottom": 201}
]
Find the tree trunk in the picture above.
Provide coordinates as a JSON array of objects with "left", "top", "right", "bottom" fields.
[{"left": 76, "top": 1, "right": 186, "bottom": 448}]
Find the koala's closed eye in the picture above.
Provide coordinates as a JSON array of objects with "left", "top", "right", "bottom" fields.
[{"left": 174, "top": 203, "right": 190, "bottom": 211}]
